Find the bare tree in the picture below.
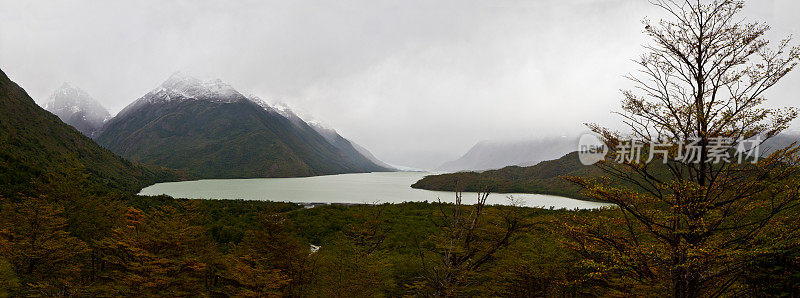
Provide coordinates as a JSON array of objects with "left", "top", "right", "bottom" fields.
[
  {"left": 565, "top": 0, "right": 800, "bottom": 297},
  {"left": 413, "top": 192, "right": 530, "bottom": 297}
]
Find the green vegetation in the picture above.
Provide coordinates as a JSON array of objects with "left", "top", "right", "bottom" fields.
[
  {"left": 565, "top": 0, "right": 800, "bottom": 295},
  {"left": 96, "top": 89, "right": 391, "bottom": 179},
  {"left": 3, "top": 190, "right": 795, "bottom": 296},
  {"left": 412, "top": 152, "right": 604, "bottom": 199},
  {"left": 0, "top": 69, "right": 183, "bottom": 196},
  {"left": 2, "top": 0, "right": 799, "bottom": 295},
  {"left": 0, "top": 185, "right": 594, "bottom": 296}
]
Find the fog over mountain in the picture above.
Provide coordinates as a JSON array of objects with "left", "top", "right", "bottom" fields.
[
  {"left": 309, "top": 123, "right": 396, "bottom": 170},
  {"left": 96, "top": 72, "right": 392, "bottom": 178},
  {"left": 763, "top": 131, "right": 800, "bottom": 155},
  {"left": 44, "top": 83, "right": 110, "bottom": 138},
  {"left": 0, "top": 68, "right": 175, "bottom": 195},
  {"left": 437, "top": 136, "right": 578, "bottom": 172},
  {"left": 2, "top": 0, "right": 799, "bottom": 169},
  {"left": 252, "top": 94, "right": 395, "bottom": 170}
]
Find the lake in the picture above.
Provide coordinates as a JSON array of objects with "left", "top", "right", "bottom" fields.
[{"left": 139, "top": 171, "right": 611, "bottom": 209}]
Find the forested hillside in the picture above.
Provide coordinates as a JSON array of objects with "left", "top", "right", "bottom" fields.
[
  {"left": 0, "top": 68, "right": 180, "bottom": 196},
  {"left": 0, "top": 67, "right": 796, "bottom": 296},
  {"left": 96, "top": 74, "right": 391, "bottom": 178},
  {"left": 413, "top": 152, "right": 603, "bottom": 199}
]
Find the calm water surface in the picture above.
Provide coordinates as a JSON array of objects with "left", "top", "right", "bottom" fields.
[{"left": 139, "top": 172, "right": 611, "bottom": 209}]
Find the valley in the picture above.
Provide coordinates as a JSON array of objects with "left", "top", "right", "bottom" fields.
[{"left": 2, "top": 0, "right": 799, "bottom": 295}]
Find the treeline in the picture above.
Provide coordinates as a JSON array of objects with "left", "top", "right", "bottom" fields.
[
  {"left": 411, "top": 152, "right": 603, "bottom": 199},
  {"left": 1, "top": 172, "right": 796, "bottom": 296},
  {"left": 0, "top": 184, "right": 588, "bottom": 296}
]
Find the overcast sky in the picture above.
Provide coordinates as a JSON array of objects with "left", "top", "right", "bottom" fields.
[{"left": 1, "top": 0, "right": 799, "bottom": 169}]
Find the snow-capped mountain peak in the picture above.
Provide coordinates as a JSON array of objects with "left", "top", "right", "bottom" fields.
[
  {"left": 43, "top": 83, "right": 110, "bottom": 138},
  {"left": 45, "top": 83, "right": 95, "bottom": 111},
  {"left": 246, "top": 94, "right": 303, "bottom": 123},
  {"left": 115, "top": 72, "right": 252, "bottom": 119},
  {"left": 245, "top": 94, "right": 273, "bottom": 110},
  {"left": 142, "top": 72, "right": 248, "bottom": 104},
  {"left": 160, "top": 71, "right": 202, "bottom": 90}
]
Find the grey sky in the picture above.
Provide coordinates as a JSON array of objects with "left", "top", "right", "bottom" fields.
[{"left": 1, "top": 0, "right": 799, "bottom": 169}]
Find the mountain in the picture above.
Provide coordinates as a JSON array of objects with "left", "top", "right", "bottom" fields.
[
  {"left": 0, "top": 68, "right": 178, "bottom": 195},
  {"left": 43, "top": 83, "right": 110, "bottom": 138},
  {"left": 350, "top": 142, "right": 395, "bottom": 170},
  {"left": 762, "top": 131, "right": 800, "bottom": 155},
  {"left": 251, "top": 96, "right": 395, "bottom": 171},
  {"left": 96, "top": 73, "right": 391, "bottom": 178},
  {"left": 249, "top": 96, "right": 393, "bottom": 170},
  {"left": 415, "top": 152, "right": 601, "bottom": 199},
  {"left": 309, "top": 122, "right": 395, "bottom": 170},
  {"left": 414, "top": 132, "right": 800, "bottom": 200},
  {"left": 437, "top": 136, "right": 578, "bottom": 172}
]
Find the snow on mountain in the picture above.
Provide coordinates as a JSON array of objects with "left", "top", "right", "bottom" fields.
[
  {"left": 308, "top": 121, "right": 340, "bottom": 144},
  {"left": 118, "top": 72, "right": 304, "bottom": 127},
  {"left": 148, "top": 72, "right": 247, "bottom": 103},
  {"left": 248, "top": 95, "right": 395, "bottom": 171},
  {"left": 117, "top": 72, "right": 249, "bottom": 118},
  {"left": 105, "top": 71, "right": 395, "bottom": 172},
  {"left": 246, "top": 95, "right": 307, "bottom": 127},
  {"left": 246, "top": 94, "right": 273, "bottom": 111},
  {"left": 43, "top": 83, "right": 110, "bottom": 138},
  {"left": 306, "top": 121, "right": 396, "bottom": 170}
]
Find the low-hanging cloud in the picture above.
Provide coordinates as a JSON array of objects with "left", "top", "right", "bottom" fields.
[{"left": 1, "top": 0, "right": 798, "bottom": 169}]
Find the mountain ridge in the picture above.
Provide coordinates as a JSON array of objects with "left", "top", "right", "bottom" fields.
[
  {"left": 437, "top": 136, "right": 579, "bottom": 172},
  {"left": 43, "top": 83, "right": 110, "bottom": 138},
  {"left": 96, "top": 73, "right": 392, "bottom": 178},
  {"left": 414, "top": 151, "right": 600, "bottom": 199},
  {"left": 414, "top": 132, "right": 800, "bottom": 200},
  {"left": 0, "top": 68, "right": 180, "bottom": 195}
]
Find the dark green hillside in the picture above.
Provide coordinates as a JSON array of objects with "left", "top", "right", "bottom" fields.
[
  {"left": 98, "top": 100, "right": 311, "bottom": 178},
  {"left": 0, "top": 68, "right": 179, "bottom": 195},
  {"left": 413, "top": 150, "right": 705, "bottom": 200},
  {"left": 412, "top": 152, "right": 605, "bottom": 199},
  {"left": 97, "top": 98, "right": 389, "bottom": 178}
]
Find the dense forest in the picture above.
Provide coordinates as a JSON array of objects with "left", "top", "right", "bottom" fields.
[
  {"left": 3, "top": 0, "right": 800, "bottom": 296},
  {"left": 0, "top": 69, "right": 185, "bottom": 197},
  {"left": 3, "top": 185, "right": 797, "bottom": 296}
]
